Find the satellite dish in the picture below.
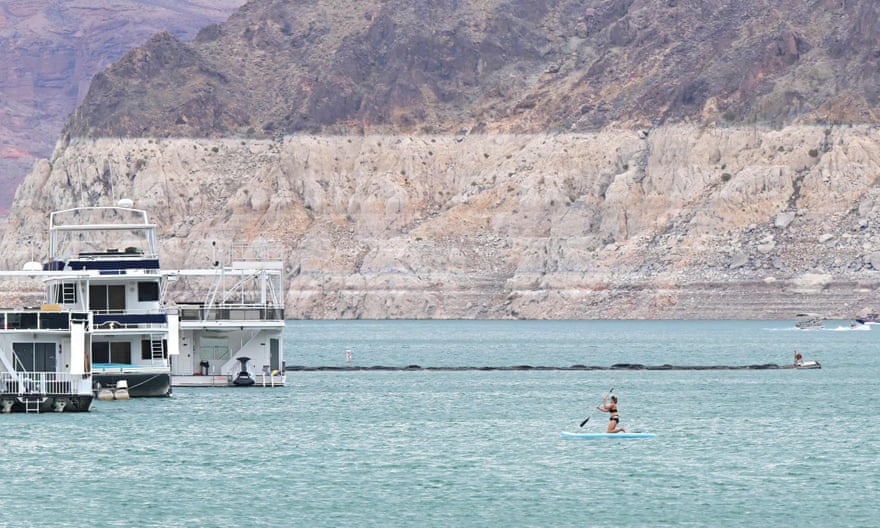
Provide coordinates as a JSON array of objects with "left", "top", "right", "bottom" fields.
[
  {"left": 23, "top": 261, "right": 42, "bottom": 272},
  {"left": 117, "top": 198, "right": 134, "bottom": 208}
]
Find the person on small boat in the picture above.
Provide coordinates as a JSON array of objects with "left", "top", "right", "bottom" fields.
[
  {"left": 794, "top": 349, "right": 803, "bottom": 366},
  {"left": 596, "top": 395, "right": 626, "bottom": 433}
]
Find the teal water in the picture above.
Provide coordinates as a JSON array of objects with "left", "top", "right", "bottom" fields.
[{"left": 3, "top": 320, "right": 878, "bottom": 527}]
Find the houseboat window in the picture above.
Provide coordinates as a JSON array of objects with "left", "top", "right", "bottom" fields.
[
  {"left": 5, "top": 313, "right": 69, "bottom": 330},
  {"left": 199, "top": 336, "right": 230, "bottom": 361},
  {"left": 12, "top": 342, "right": 57, "bottom": 372},
  {"left": 9, "top": 312, "right": 39, "bottom": 329},
  {"left": 91, "top": 341, "right": 132, "bottom": 364},
  {"left": 40, "top": 312, "right": 70, "bottom": 330},
  {"left": 11, "top": 313, "right": 38, "bottom": 329},
  {"left": 138, "top": 281, "right": 160, "bottom": 302},
  {"left": 89, "top": 285, "right": 126, "bottom": 312},
  {"left": 141, "top": 339, "right": 168, "bottom": 360}
]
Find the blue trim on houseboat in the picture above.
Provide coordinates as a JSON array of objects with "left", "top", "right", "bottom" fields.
[
  {"left": 43, "top": 259, "right": 160, "bottom": 271},
  {"left": 93, "top": 363, "right": 148, "bottom": 369},
  {"left": 94, "top": 313, "right": 167, "bottom": 325}
]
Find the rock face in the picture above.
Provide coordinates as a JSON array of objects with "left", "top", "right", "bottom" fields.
[
  {"left": 62, "top": 0, "right": 880, "bottom": 139},
  {"left": 6, "top": 0, "right": 880, "bottom": 319},
  {"left": 4, "top": 124, "right": 880, "bottom": 319},
  {"left": 0, "top": 0, "right": 245, "bottom": 209}
]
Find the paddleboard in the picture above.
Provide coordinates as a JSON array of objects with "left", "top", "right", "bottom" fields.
[{"left": 560, "top": 431, "right": 656, "bottom": 439}]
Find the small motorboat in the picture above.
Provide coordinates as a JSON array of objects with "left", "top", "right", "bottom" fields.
[
  {"left": 794, "top": 313, "right": 825, "bottom": 329},
  {"left": 787, "top": 349, "right": 821, "bottom": 369},
  {"left": 793, "top": 359, "right": 821, "bottom": 369},
  {"left": 795, "top": 318, "right": 824, "bottom": 330},
  {"left": 855, "top": 313, "right": 880, "bottom": 325}
]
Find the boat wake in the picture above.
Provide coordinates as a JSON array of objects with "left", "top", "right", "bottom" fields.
[
  {"left": 830, "top": 324, "right": 871, "bottom": 331},
  {"left": 767, "top": 324, "right": 871, "bottom": 332}
]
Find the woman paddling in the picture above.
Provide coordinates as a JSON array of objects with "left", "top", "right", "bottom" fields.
[{"left": 596, "top": 395, "right": 627, "bottom": 433}]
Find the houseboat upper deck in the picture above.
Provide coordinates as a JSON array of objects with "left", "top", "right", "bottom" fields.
[{"left": 164, "top": 245, "right": 286, "bottom": 387}]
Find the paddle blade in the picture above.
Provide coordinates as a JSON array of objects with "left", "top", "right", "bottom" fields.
[{"left": 579, "top": 417, "right": 590, "bottom": 427}]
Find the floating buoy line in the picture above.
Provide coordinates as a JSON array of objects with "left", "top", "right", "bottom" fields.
[{"left": 285, "top": 363, "right": 813, "bottom": 372}]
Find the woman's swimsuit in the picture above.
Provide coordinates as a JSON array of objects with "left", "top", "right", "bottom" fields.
[{"left": 608, "top": 406, "right": 619, "bottom": 422}]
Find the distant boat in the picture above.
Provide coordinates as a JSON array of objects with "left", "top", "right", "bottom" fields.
[
  {"left": 855, "top": 313, "right": 880, "bottom": 325},
  {"left": 792, "top": 359, "right": 821, "bottom": 369},
  {"left": 795, "top": 317, "right": 824, "bottom": 330},
  {"left": 789, "top": 348, "right": 820, "bottom": 369}
]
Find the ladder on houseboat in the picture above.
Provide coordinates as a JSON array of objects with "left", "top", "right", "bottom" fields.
[
  {"left": 62, "top": 283, "right": 76, "bottom": 304},
  {"left": 24, "top": 396, "right": 42, "bottom": 414},
  {"left": 149, "top": 336, "right": 165, "bottom": 361}
]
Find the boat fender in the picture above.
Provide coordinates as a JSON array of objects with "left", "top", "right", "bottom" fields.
[{"left": 114, "top": 380, "right": 130, "bottom": 400}]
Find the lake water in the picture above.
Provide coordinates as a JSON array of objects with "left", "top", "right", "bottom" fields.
[{"left": 2, "top": 320, "right": 878, "bottom": 527}]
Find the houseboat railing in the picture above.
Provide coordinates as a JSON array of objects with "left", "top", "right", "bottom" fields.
[
  {"left": 0, "top": 310, "right": 86, "bottom": 330},
  {"left": 0, "top": 372, "right": 81, "bottom": 396},
  {"left": 0, "top": 308, "right": 173, "bottom": 331},
  {"left": 92, "top": 309, "right": 168, "bottom": 329},
  {"left": 177, "top": 304, "right": 284, "bottom": 322}
]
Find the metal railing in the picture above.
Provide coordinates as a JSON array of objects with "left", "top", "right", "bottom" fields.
[
  {"left": 0, "top": 308, "right": 171, "bottom": 331},
  {"left": 0, "top": 310, "right": 80, "bottom": 331},
  {"left": 0, "top": 372, "right": 83, "bottom": 396},
  {"left": 92, "top": 309, "right": 168, "bottom": 329},
  {"left": 178, "top": 304, "right": 284, "bottom": 322}
]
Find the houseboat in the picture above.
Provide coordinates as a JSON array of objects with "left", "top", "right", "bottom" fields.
[
  {"left": 1, "top": 201, "right": 285, "bottom": 411},
  {"left": 0, "top": 306, "right": 94, "bottom": 413},
  {"left": 164, "top": 244, "right": 286, "bottom": 387},
  {"left": 0, "top": 200, "right": 173, "bottom": 411},
  {"left": 42, "top": 204, "right": 177, "bottom": 398}
]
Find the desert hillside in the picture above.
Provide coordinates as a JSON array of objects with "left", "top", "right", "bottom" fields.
[
  {"left": 0, "top": 0, "right": 244, "bottom": 209},
  {"left": 64, "top": 0, "right": 880, "bottom": 137},
  {"left": 4, "top": 124, "right": 880, "bottom": 319},
  {"left": 5, "top": 0, "right": 880, "bottom": 319}
]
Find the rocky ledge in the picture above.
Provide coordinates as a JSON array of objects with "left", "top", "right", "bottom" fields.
[{"left": 3, "top": 124, "right": 880, "bottom": 319}]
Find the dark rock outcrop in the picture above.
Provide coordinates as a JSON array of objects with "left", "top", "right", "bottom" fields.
[
  {"left": 0, "top": 0, "right": 245, "bottom": 209},
  {"left": 61, "top": 0, "right": 880, "bottom": 139}
]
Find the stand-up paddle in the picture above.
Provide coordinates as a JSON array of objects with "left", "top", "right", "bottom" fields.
[{"left": 579, "top": 387, "right": 613, "bottom": 427}]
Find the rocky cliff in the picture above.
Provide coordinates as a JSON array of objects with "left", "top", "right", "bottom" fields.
[
  {"left": 5, "top": 0, "right": 880, "bottom": 319},
  {"left": 4, "top": 124, "right": 880, "bottom": 319},
  {"left": 0, "top": 0, "right": 245, "bottom": 209},
  {"left": 62, "top": 0, "right": 880, "bottom": 137}
]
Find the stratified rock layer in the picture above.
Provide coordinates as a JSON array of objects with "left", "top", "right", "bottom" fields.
[{"left": 4, "top": 124, "right": 880, "bottom": 319}]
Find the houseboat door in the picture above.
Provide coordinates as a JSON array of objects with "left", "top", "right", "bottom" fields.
[
  {"left": 270, "top": 338, "right": 281, "bottom": 372},
  {"left": 12, "top": 342, "right": 57, "bottom": 372}
]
